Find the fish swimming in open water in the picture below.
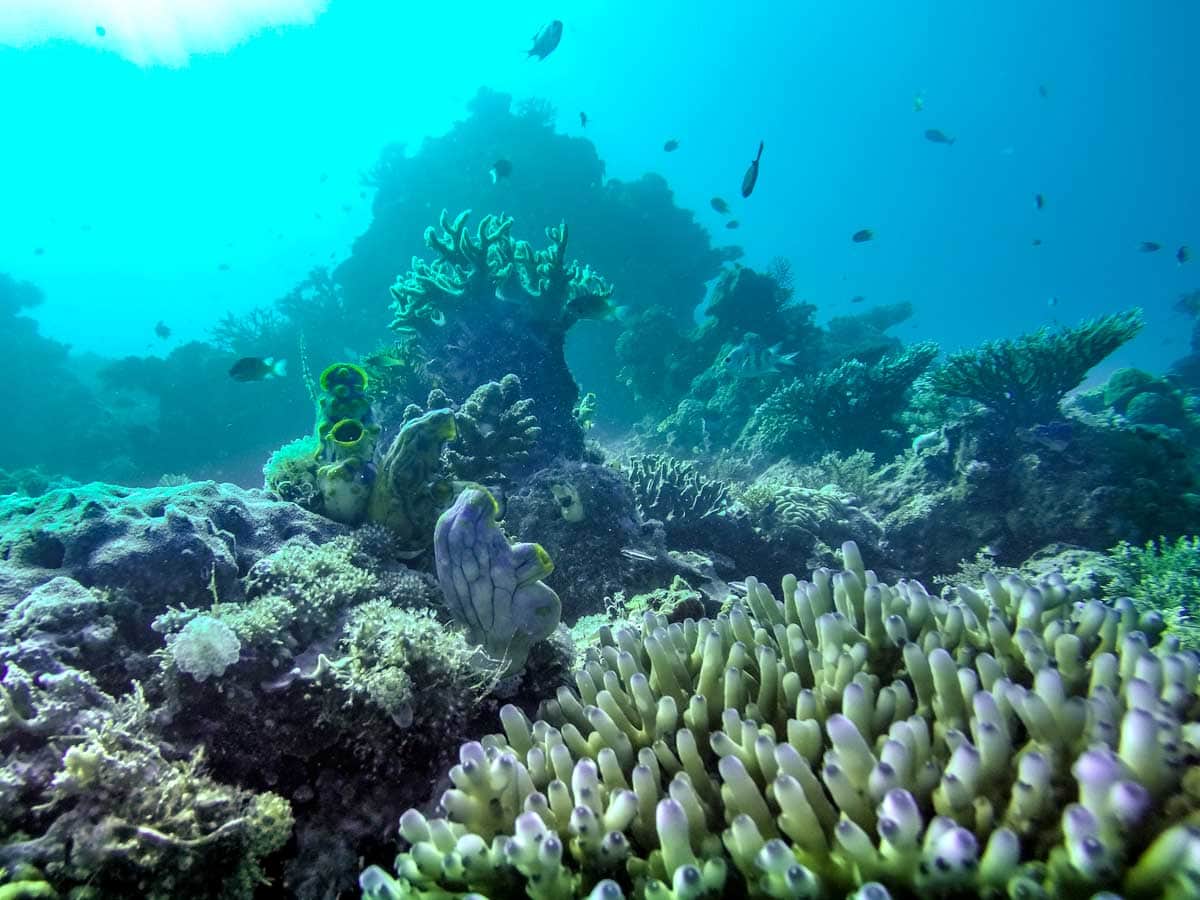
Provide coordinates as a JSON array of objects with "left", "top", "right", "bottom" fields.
[
  {"left": 229, "top": 356, "right": 287, "bottom": 382},
  {"left": 852, "top": 229, "right": 874, "bottom": 243},
  {"left": 711, "top": 197, "right": 730, "bottom": 214},
  {"left": 663, "top": 139, "right": 680, "bottom": 152},
  {"left": 527, "top": 20, "right": 563, "bottom": 60},
  {"left": 489, "top": 159, "right": 512, "bottom": 183},
  {"left": 722, "top": 332, "right": 798, "bottom": 378},
  {"left": 1139, "top": 241, "right": 1161, "bottom": 253},
  {"left": 741, "top": 141, "right": 764, "bottom": 198},
  {"left": 924, "top": 128, "right": 956, "bottom": 145},
  {"left": 154, "top": 321, "right": 171, "bottom": 339},
  {"left": 579, "top": 111, "right": 588, "bottom": 127}
]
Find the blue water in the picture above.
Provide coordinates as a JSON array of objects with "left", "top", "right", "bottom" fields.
[{"left": 1, "top": 1, "right": 1196, "bottom": 402}]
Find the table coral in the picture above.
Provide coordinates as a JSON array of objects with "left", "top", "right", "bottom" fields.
[{"left": 363, "top": 541, "right": 1200, "bottom": 899}]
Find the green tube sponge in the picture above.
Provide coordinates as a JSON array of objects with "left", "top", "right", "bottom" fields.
[{"left": 434, "top": 487, "right": 562, "bottom": 675}]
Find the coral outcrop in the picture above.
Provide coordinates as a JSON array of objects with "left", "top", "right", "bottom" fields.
[{"left": 362, "top": 543, "right": 1200, "bottom": 900}]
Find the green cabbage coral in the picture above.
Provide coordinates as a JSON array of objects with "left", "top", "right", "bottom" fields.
[{"left": 362, "top": 542, "right": 1200, "bottom": 899}]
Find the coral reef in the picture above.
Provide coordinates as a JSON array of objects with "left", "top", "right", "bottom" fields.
[
  {"left": 738, "top": 342, "right": 939, "bottom": 464},
  {"left": 919, "top": 310, "right": 1143, "bottom": 430},
  {"left": 436, "top": 374, "right": 542, "bottom": 487},
  {"left": 362, "top": 542, "right": 1200, "bottom": 900},
  {"left": 435, "top": 487, "right": 562, "bottom": 676},
  {"left": 387, "top": 208, "right": 611, "bottom": 458},
  {"left": 1107, "top": 536, "right": 1200, "bottom": 648},
  {"left": 502, "top": 461, "right": 667, "bottom": 622},
  {"left": 0, "top": 480, "right": 343, "bottom": 608}
]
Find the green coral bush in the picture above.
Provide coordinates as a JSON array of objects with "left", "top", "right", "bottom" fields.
[
  {"left": 1109, "top": 536, "right": 1200, "bottom": 648},
  {"left": 921, "top": 310, "right": 1143, "bottom": 429},
  {"left": 362, "top": 542, "right": 1200, "bottom": 900}
]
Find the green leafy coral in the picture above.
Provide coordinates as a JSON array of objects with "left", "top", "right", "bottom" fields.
[
  {"left": 362, "top": 542, "right": 1200, "bottom": 900},
  {"left": 922, "top": 310, "right": 1143, "bottom": 428},
  {"left": 1108, "top": 536, "right": 1200, "bottom": 648}
]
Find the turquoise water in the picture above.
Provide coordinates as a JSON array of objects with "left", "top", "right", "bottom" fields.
[{"left": 1, "top": 0, "right": 1197, "bottom": 479}]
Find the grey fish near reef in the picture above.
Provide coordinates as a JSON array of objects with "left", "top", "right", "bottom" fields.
[
  {"left": 722, "top": 333, "right": 798, "bottom": 378},
  {"left": 663, "top": 139, "right": 680, "bottom": 152},
  {"left": 741, "top": 141, "right": 764, "bottom": 198},
  {"left": 154, "top": 321, "right": 171, "bottom": 339},
  {"left": 1139, "top": 241, "right": 1161, "bottom": 253},
  {"left": 726, "top": 220, "right": 740, "bottom": 230},
  {"left": 852, "top": 228, "right": 874, "bottom": 243},
  {"left": 711, "top": 197, "right": 730, "bottom": 214},
  {"left": 1178, "top": 245, "right": 1191, "bottom": 265},
  {"left": 527, "top": 20, "right": 563, "bottom": 60},
  {"left": 566, "top": 292, "right": 629, "bottom": 322},
  {"left": 1029, "top": 420, "right": 1072, "bottom": 452},
  {"left": 579, "top": 111, "right": 588, "bottom": 127},
  {"left": 924, "top": 128, "right": 955, "bottom": 145},
  {"left": 489, "top": 159, "right": 512, "bottom": 183},
  {"left": 229, "top": 356, "right": 287, "bottom": 382}
]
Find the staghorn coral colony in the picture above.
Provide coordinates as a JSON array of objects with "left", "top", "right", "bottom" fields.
[{"left": 3, "top": 89, "right": 1200, "bottom": 900}]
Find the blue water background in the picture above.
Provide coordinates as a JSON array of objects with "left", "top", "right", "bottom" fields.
[{"left": 1, "top": 0, "right": 1196, "bottom": 377}]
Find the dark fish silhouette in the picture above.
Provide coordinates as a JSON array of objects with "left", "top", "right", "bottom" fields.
[
  {"left": 33, "top": 247, "right": 45, "bottom": 256},
  {"left": 723, "top": 333, "right": 798, "bottom": 378},
  {"left": 579, "top": 111, "right": 588, "bottom": 127},
  {"left": 852, "top": 229, "right": 874, "bottom": 243},
  {"left": 1179, "top": 246, "right": 1192, "bottom": 264},
  {"left": 1038, "top": 83, "right": 1049, "bottom": 98},
  {"left": 726, "top": 220, "right": 740, "bottom": 230},
  {"left": 154, "top": 321, "right": 171, "bottom": 339},
  {"left": 229, "top": 356, "right": 287, "bottom": 382},
  {"left": 217, "top": 262, "right": 231, "bottom": 270},
  {"left": 924, "top": 128, "right": 955, "bottom": 145},
  {"left": 1032, "top": 238, "right": 1042, "bottom": 246},
  {"left": 527, "top": 20, "right": 563, "bottom": 60},
  {"left": 1035, "top": 193, "right": 1044, "bottom": 210},
  {"left": 489, "top": 159, "right": 513, "bottom": 183},
  {"left": 850, "top": 295, "right": 865, "bottom": 304},
  {"left": 1139, "top": 241, "right": 1162, "bottom": 253},
  {"left": 711, "top": 197, "right": 730, "bottom": 214},
  {"left": 741, "top": 141, "right": 764, "bottom": 198},
  {"left": 663, "top": 139, "right": 680, "bottom": 152},
  {"left": 95, "top": 25, "right": 106, "bottom": 37}
]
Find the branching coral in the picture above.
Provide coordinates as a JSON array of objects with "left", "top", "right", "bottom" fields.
[
  {"left": 1108, "top": 536, "right": 1200, "bottom": 648},
  {"left": 922, "top": 310, "right": 1143, "bottom": 429},
  {"left": 389, "top": 210, "right": 613, "bottom": 336},
  {"left": 739, "top": 342, "right": 939, "bottom": 463},
  {"left": 438, "top": 374, "right": 542, "bottom": 486},
  {"left": 362, "top": 542, "right": 1200, "bottom": 900}
]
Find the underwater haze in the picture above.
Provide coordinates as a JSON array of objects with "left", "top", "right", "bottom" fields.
[{"left": 3, "top": 3, "right": 1200, "bottom": 899}]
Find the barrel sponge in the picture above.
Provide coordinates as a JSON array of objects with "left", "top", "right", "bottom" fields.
[{"left": 167, "top": 614, "right": 241, "bottom": 681}]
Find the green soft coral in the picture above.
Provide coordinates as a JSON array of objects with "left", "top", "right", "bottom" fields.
[{"left": 1109, "top": 535, "right": 1200, "bottom": 648}]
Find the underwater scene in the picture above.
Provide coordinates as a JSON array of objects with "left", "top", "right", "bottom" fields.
[{"left": 2, "top": 1, "right": 1200, "bottom": 897}]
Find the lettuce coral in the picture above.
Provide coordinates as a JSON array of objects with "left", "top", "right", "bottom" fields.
[{"left": 362, "top": 542, "right": 1199, "bottom": 899}]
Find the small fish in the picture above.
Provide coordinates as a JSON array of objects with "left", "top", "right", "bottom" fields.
[
  {"left": 154, "top": 321, "right": 171, "bottom": 339},
  {"left": 913, "top": 93, "right": 924, "bottom": 112},
  {"left": 852, "top": 229, "right": 874, "bottom": 243},
  {"left": 722, "top": 333, "right": 799, "bottom": 379},
  {"left": 663, "top": 139, "right": 680, "bottom": 152},
  {"left": 33, "top": 247, "right": 45, "bottom": 256},
  {"left": 1032, "top": 238, "right": 1042, "bottom": 246},
  {"left": 1139, "top": 241, "right": 1162, "bottom": 253},
  {"left": 319, "top": 172, "right": 328, "bottom": 183},
  {"left": 579, "top": 111, "right": 588, "bottom": 127},
  {"left": 1038, "top": 83, "right": 1049, "bottom": 98},
  {"left": 489, "top": 159, "right": 513, "bottom": 183},
  {"left": 725, "top": 220, "right": 740, "bottom": 230},
  {"left": 95, "top": 25, "right": 106, "bottom": 37},
  {"left": 1034, "top": 193, "right": 1044, "bottom": 210},
  {"left": 229, "top": 356, "right": 287, "bottom": 382},
  {"left": 1047, "top": 296, "right": 1058, "bottom": 307},
  {"left": 1178, "top": 246, "right": 1191, "bottom": 265},
  {"left": 711, "top": 197, "right": 730, "bottom": 215},
  {"left": 217, "top": 262, "right": 231, "bottom": 270},
  {"left": 566, "top": 292, "right": 629, "bottom": 322},
  {"left": 1030, "top": 420, "right": 1072, "bottom": 452},
  {"left": 527, "top": 20, "right": 563, "bottom": 60},
  {"left": 741, "top": 140, "right": 764, "bottom": 198},
  {"left": 850, "top": 295, "right": 865, "bottom": 304},
  {"left": 924, "top": 128, "right": 956, "bottom": 145}
]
